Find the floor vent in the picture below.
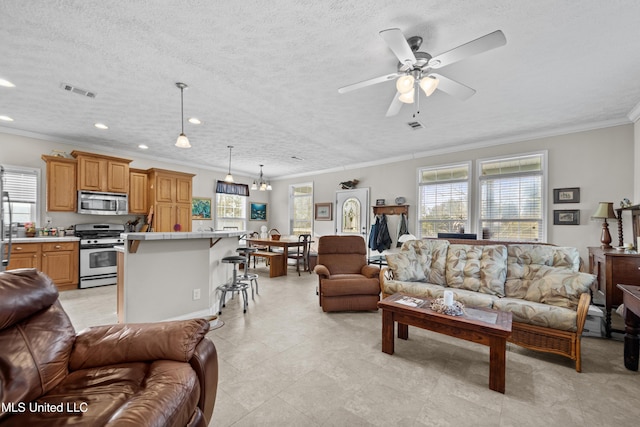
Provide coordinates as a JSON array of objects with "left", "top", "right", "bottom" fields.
[
  {"left": 407, "top": 121, "right": 424, "bottom": 130},
  {"left": 60, "top": 83, "right": 96, "bottom": 98}
]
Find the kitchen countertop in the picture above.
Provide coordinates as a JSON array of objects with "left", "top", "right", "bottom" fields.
[
  {"left": 121, "top": 230, "right": 246, "bottom": 241},
  {"left": 10, "top": 236, "right": 80, "bottom": 243}
]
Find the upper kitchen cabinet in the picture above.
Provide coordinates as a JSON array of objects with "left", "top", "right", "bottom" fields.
[
  {"left": 147, "top": 168, "right": 194, "bottom": 232},
  {"left": 41, "top": 155, "right": 77, "bottom": 212},
  {"left": 128, "top": 168, "right": 148, "bottom": 214},
  {"left": 71, "top": 150, "right": 131, "bottom": 193}
]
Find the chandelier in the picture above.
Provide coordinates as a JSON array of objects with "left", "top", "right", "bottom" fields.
[{"left": 251, "top": 164, "right": 272, "bottom": 191}]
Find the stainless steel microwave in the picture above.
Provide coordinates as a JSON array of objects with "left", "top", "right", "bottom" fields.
[{"left": 77, "top": 191, "right": 128, "bottom": 215}]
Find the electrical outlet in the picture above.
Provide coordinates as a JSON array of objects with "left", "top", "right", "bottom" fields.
[
  {"left": 45, "top": 216, "right": 52, "bottom": 224},
  {"left": 192, "top": 288, "right": 201, "bottom": 300}
]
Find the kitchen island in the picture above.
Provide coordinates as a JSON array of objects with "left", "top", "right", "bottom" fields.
[{"left": 117, "top": 230, "right": 245, "bottom": 322}]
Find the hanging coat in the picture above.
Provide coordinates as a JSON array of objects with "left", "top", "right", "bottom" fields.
[
  {"left": 376, "top": 214, "right": 392, "bottom": 252},
  {"left": 369, "top": 216, "right": 379, "bottom": 251},
  {"left": 397, "top": 213, "right": 408, "bottom": 247}
]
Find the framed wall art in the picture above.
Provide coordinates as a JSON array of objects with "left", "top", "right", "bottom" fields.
[
  {"left": 250, "top": 202, "right": 267, "bottom": 221},
  {"left": 553, "top": 187, "right": 580, "bottom": 204},
  {"left": 554, "top": 209, "right": 580, "bottom": 225},
  {"left": 191, "top": 197, "right": 212, "bottom": 219},
  {"left": 315, "top": 202, "right": 333, "bottom": 221}
]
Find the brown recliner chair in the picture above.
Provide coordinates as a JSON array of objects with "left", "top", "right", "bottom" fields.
[
  {"left": 313, "top": 235, "right": 381, "bottom": 312},
  {"left": 0, "top": 269, "right": 218, "bottom": 427}
]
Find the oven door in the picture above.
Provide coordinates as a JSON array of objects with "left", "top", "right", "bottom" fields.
[{"left": 79, "top": 245, "right": 118, "bottom": 288}]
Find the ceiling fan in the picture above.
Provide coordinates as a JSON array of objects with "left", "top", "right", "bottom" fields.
[{"left": 338, "top": 28, "right": 507, "bottom": 117}]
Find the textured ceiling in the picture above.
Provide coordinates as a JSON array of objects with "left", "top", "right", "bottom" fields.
[{"left": 1, "top": 1, "right": 640, "bottom": 180}]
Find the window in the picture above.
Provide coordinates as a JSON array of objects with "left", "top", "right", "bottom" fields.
[
  {"left": 341, "top": 197, "right": 360, "bottom": 233},
  {"left": 417, "top": 163, "right": 470, "bottom": 238},
  {"left": 478, "top": 152, "right": 546, "bottom": 242},
  {"left": 215, "top": 193, "right": 246, "bottom": 231},
  {"left": 1, "top": 166, "right": 40, "bottom": 225},
  {"left": 290, "top": 183, "right": 313, "bottom": 235}
]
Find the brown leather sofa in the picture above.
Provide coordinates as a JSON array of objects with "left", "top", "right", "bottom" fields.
[
  {"left": 313, "top": 235, "right": 381, "bottom": 312},
  {"left": 0, "top": 269, "right": 218, "bottom": 426}
]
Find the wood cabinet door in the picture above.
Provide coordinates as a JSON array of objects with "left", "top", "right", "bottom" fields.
[
  {"left": 176, "top": 204, "right": 192, "bottom": 232},
  {"left": 156, "top": 175, "right": 175, "bottom": 203},
  {"left": 45, "top": 158, "right": 77, "bottom": 212},
  {"left": 129, "top": 171, "right": 148, "bottom": 214},
  {"left": 42, "top": 250, "right": 76, "bottom": 285},
  {"left": 107, "top": 161, "right": 129, "bottom": 193},
  {"left": 77, "top": 156, "right": 105, "bottom": 191},
  {"left": 7, "top": 243, "right": 40, "bottom": 270},
  {"left": 176, "top": 177, "right": 192, "bottom": 204},
  {"left": 154, "top": 203, "right": 175, "bottom": 232}
]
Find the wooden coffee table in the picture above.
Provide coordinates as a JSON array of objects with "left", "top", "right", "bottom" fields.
[{"left": 378, "top": 293, "right": 513, "bottom": 393}]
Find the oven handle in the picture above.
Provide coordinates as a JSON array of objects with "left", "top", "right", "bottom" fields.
[{"left": 80, "top": 244, "right": 119, "bottom": 249}]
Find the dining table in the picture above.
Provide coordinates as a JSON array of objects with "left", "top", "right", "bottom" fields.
[{"left": 245, "top": 236, "right": 312, "bottom": 276}]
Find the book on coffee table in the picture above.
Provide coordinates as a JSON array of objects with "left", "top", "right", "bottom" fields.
[{"left": 394, "top": 295, "right": 427, "bottom": 308}]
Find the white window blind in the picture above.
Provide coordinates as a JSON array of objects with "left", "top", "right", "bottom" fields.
[
  {"left": 215, "top": 193, "right": 246, "bottom": 231},
  {"left": 290, "top": 183, "right": 313, "bottom": 235},
  {"left": 479, "top": 154, "right": 545, "bottom": 241},
  {"left": 417, "top": 164, "right": 469, "bottom": 238},
  {"left": 2, "top": 166, "right": 39, "bottom": 225}
]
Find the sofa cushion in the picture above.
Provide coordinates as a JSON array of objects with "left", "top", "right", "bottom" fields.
[
  {"left": 400, "top": 239, "right": 449, "bottom": 285},
  {"left": 385, "top": 249, "right": 426, "bottom": 282},
  {"left": 493, "top": 298, "right": 578, "bottom": 332},
  {"left": 382, "top": 279, "right": 445, "bottom": 299},
  {"left": 445, "top": 244, "right": 508, "bottom": 296},
  {"left": 505, "top": 266, "right": 594, "bottom": 309},
  {"left": 551, "top": 246, "right": 581, "bottom": 272}
]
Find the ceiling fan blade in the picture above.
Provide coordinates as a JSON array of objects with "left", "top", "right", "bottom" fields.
[
  {"left": 379, "top": 28, "right": 417, "bottom": 67},
  {"left": 429, "top": 73, "right": 476, "bottom": 100},
  {"left": 428, "top": 30, "right": 506, "bottom": 69},
  {"left": 338, "top": 72, "right": 400, "bottom": 94},
  {"left": 385, "top": 92, "right": 403, "bottom": 117}
]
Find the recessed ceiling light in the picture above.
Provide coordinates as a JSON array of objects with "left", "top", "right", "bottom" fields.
[
  {"left": 188, "top": 118, "right": 201, "bottom": 125},
  {"left": 138, "top": 144, "right": 149, "bottom": 150},
  {"left": 94, "top": 123, "right": 108, "bottom": 130},
  {"left": 0, "top": 79, "right": 15, "bottom": 88},
  {"left": 0, "top": 115, "right": 14, "bottom": 122}
]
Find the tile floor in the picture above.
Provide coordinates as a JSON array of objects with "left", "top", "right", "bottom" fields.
[{"left": 58, "top": 267, "right": 640, "bottom": 427}]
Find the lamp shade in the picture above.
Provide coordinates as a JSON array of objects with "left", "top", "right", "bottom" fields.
[
  {"left": 175, "top": 133, "right": 191, "bottom": 148},
  {"left": 396, "top": 75, "right": 415, "bottom": 94},
  {"left": 419, "top": 75, "right": 439, "bottom": 96},
  {"left": 591, "top": 202, "right": 617, "bottom": 220},
  {"left": 398, "top": 89, "right": 415, "bottom": 104}
]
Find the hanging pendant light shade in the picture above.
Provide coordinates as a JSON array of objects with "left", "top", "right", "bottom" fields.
[
  {"left": 175, "top": 82, "right": 191, "bottom": 148},
  {"left": 224, "top": 145, "right": 234, "bottom": 183},
  {"left": 419, "top": 75, "right": 439, "bottom": 96}
]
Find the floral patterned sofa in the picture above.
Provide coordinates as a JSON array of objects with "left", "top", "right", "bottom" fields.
[{"left": 380, "top": 239, "right": 595, "bottom": 371}]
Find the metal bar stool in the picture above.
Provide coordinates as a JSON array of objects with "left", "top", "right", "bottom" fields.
[
  {"left": 218, "top": 255, "right": 249, "bottom": 314},
  {"left": 236, "top": 247, "right": 259, "bottom": 298}
]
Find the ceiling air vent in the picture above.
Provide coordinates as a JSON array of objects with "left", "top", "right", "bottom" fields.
[
  {"left": 407, "top": 121, "right": 424, "bottom": 130},
  {"left": 60, "top": 83, "right": 96, "bottom": 98}
]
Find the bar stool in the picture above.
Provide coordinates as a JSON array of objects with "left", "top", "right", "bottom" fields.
[
  {"left": 218, "top": 256, "right": 249, "bottom": 314},
  {"left": 236, "top": 247, "right": 259, "bottom": 298}
]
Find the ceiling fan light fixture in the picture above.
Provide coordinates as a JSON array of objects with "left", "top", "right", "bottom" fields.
[
  {"left": 420, "top": 75, "right": 439, "bottom": 96},
  {"left": 398, "top": 89, "right": 415, "bottom": 104},
  {"left": 395, "top": 75, "right": 414, "bottom": 94}
]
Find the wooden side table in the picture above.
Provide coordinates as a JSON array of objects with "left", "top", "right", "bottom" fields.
[{"left": 588, "top": 247, "right": 640, "bottom": 337}]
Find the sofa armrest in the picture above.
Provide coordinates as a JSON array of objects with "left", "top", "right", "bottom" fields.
[
  {"left": 314, "top": 264, "right": 331, "bottom": 278},
  {"left": 575, "top": 292, "right": 591, "bottom": 336},
  {"left": 189, "top": 337, "right": 218, "bottom": 423},
  {"left": 361, "top": 264, "right": 380, "bottom": 279},
  {"left": 69, "top": 318, "right": 210, "bottom": 370}
]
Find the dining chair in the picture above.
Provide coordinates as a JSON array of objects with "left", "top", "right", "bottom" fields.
[{"left": 288, "top": 234, "right": 312, "bottom": 276}]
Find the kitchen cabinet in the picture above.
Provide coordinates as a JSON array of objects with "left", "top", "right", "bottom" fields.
[
  {"left": 71, "top": 150, "right": 132, "bottom": 193},
  {"left": 41, "top": 155, "right": 77, "bottom": 212},
  {"left": 128, "top": 168, "right": 148, "bottom": 214},
  {"left": 147, "top": 169, "right": 194, "bottom": 232},
  {"left": 6, "top": 241, "right": 78, "bottom": 291}
]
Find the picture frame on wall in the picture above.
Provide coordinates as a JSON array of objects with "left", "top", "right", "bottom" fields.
[
  {"left": 315, "top": 202, "right": 333, "bottom": 221},
  {"left": 553, "top": 187, "right": 580, "bottom": 203},
  {"left": 554, "top": 209, "right": 580, "bottom": 225},
  {"left": 250, "top": 202, "right": 267, "bottom": 221},
  {"left": 191, "top": 197, "right": 212, "bottom": 219}
]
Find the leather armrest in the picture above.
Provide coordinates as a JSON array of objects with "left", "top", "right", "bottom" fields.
[
  {"left": 189, "top": 337, "right": 218, "bottom": 423},
  {"left": 361, "top": 264, "right": 381, "bottom": 278},
  {"left": 314, "top": 264, "right": 331, "bottom": 277},
  {"left": 69, "top": 318, "right": 210, "bottom": 371}
]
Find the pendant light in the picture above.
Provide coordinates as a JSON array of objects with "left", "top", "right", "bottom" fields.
[
  {"left": 175, "top": 82, "right": 191, "bottom": 148},
  {"left": 224, "top": 145, "right": 234, "bottom": 183}
]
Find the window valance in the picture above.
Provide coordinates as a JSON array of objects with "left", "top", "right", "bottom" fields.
[{"left": 215, "top": 180, "right": 250, "bottom": 196}]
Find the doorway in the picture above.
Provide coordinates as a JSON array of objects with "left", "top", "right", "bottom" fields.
[{"left": 335, "top": 188, "right": 370, "bottom": 240}]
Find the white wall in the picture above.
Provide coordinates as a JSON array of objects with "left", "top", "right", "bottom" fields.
[
  {"left": 0, "top": 132, "right": 269, "bottom": 232},
  {"left": 268, "top": 124, "right": 635, "bottom": 262}
]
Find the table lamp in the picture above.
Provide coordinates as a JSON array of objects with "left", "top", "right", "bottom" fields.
[{"left": 591, "top": 202, "right": 617, "bottom": 249}]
